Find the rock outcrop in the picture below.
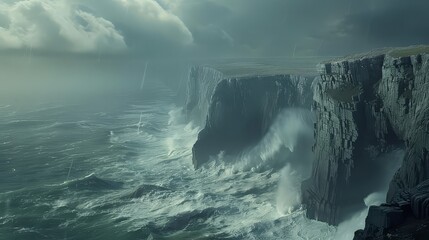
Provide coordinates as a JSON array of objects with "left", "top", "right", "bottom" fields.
[
  {"left": 191, "top": 74, "right": 314, "bottom": 168},
  {"left": 354, "top": 180, "right": 429, "bottom": 240},
  {"left": 302, "top": 49, "right": 429, "bottom": 226}
]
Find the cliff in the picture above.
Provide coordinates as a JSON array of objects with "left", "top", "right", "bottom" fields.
[
  {"left": 301, "top": 47, "right": 429, "bottom": 231},
  {"left": 191, "top": 74, "right": 314, "bottom": 168},
  {"left": 184, "top": 46, "right": 429, "bottom": 238},
  {"left": 185, "top": 66, "right": 225, "bottom": 125}
]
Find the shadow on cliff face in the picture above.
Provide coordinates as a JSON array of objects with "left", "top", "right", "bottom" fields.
[
  {"left": 334, "top": 149, "right": 405, "bottom": 239},
  {"left": 213, "top": 108, "right": 315, "bottom": 174}
]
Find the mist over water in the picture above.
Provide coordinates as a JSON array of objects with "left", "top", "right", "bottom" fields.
[{"left": 276, "top": 164, "right": 302, "bottom": 215}]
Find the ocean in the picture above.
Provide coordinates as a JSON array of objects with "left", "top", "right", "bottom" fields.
[{"left": 0, "top": 67, "right": 366, "bottom": 240}]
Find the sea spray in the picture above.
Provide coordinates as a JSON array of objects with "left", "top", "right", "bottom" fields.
[
  {"left": 230, "top": 108, "right": 314, "bottom": 172},
  {"left": 208, "top": 109, "right": 316, "bottom": 217},
  {"left": 276, "top": 164, "right": 302, "bottom": 215},
  {"left": 165, "top": 107, "right": 200, "bottom": 158}
]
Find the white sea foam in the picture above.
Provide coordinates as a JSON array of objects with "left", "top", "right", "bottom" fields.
[{"left": 106, "top": 106, "right": 341, "bottom": 239}]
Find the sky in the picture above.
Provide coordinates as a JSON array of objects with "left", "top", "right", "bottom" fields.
[{"left": 0, "top": 0, "right": 428, "bottom": 59}]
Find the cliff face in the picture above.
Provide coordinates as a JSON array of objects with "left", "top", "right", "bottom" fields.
[
  {"left": 302, "top": 52, "right": 429, "bottom": 227},
  {"left": 381, "top": 54, "right": 429, "bottom": 201},
  {"left": 185, "top": 48, "right": 429, "bottom": 238},
  {"left": 192, "top": 74, "right": 313, "bottom": 168},
  {"left": 185, "top": 66, "right": 225, "bottom": 125}
]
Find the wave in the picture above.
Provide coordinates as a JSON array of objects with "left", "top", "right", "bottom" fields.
[
  {"left": 276, "top": 164, "right": 303, "bottom": 215},
  {"left": 25, "top": 105, "right": 66, "bottom": 114},
  {"left": 231, "top": 183, "right": 277, "bottom": 198},
  {"left": 189, "top": 108, "right": 317, "bottom": 232},
  {"left": 2, "top": 119, "right": 49, "bottom": 128},
  {"left": 127, "top": 184, "right": 170, "bottom": 198},
  {"left": 41, "top": 121, "right": 103, "bottom": 131},
  {"left": 213, "top": 108, "right": 314, "bottom": 174},
  {"left": 65, "top": 174, "right": 123, "bottom": 191},
  {"left": 1, "top": 96, "right": 349, "bottom": 239},
  {"left": 164, "top": 107, "right": 200, "bottom": 159},
  {"left": 161, "top": 208, "right": 217, "bottom": 232},
  {"left": 150, "top": 206, "right": 234, "bottom": 234}
]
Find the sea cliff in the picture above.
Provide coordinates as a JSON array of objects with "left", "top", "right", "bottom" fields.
[{"left": 185, "top": 46, "right": 429, "bottom": 239}]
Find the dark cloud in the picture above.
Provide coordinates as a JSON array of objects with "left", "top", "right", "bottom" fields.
[
  {"left": 0, "top": 0, "right": 428, "bottom": 57},
  {"left": 323, "top": 0, "right": 429, "bottom": 54},
  {"left": 169, "top": 0, "right": 429, "bottom": 57},
  {"left": 166, "top": 0, "right": 350, "bottom": 56}
]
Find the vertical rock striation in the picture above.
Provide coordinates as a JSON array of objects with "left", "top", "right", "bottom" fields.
[
  {"left": 185, "top": 66, "right": 225, "bottom": 125},
  {"left": 192, "top": 74, "right": 314, "bottom": 168},
  {"left": 302, "top": 50, "right": 429, "bottom": 227},
  {"left": 381, "top": 54, "right": 429, "bottom": 202},
  {"left": 302, "top": 55, "right": 393, "bottom": 225}
]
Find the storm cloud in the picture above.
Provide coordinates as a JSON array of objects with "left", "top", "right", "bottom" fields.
[
  {"left": 0, "top": 0, "right": 428, "bottom": 57},
  {"left": 0, "top": 0, "right": 193, "bottom": 56},
  {"left": 167, "top": 0, "right": 429, "bottom": 57}
]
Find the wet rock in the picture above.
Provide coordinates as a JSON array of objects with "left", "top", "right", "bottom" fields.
[
  {"left": 354, "top": 180, "right": 429, "bottom": 240},
  {"left": 411, "top": 190, "right": 429, "bottom": 219},
  {"left": 366, "top": 205, "right": 405, "bottom": 228}
]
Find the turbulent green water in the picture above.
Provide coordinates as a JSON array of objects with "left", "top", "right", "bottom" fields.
[{"left": 0, "top": 77, "right": 342, "bottom": 240}]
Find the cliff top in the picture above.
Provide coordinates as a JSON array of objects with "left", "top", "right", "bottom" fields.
[
  {"left": 197, "top": 46, "right": 429, "bottom": 77},
  {"left": 325, "top": 45, "right": 429, "bottom": 64},
  {"left": 389, "top": 45, "right": 429, "bottom": 58},
  {"left": 199, "top": 57, "right": 331, "bottom": 77}
]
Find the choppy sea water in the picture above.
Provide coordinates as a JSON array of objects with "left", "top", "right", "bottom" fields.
[{"left": 0, "top": 79, "right": 347, "bottom": 240}]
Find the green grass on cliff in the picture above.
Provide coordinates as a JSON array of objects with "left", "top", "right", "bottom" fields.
[
  {"left": 389, "top": 46, "right": 429, "bottom": 58},
  {"left": 325, "top": 84, "right": 361, "bottom": 103},
  {"left": 325, "top": 45, "right": 429, "bottom": 63},
  {"left": 203, "top": 56, "right": 332, "bottom": 77}
]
